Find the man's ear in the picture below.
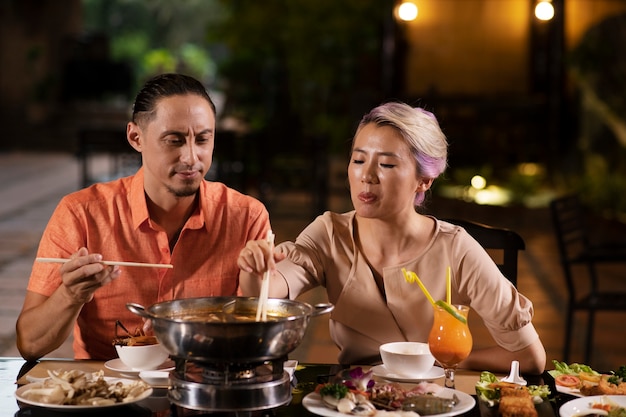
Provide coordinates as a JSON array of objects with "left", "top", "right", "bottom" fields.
[{"left": 127, "top": 122, "right": 142, "bottom": 152}]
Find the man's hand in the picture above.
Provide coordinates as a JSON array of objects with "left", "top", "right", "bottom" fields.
[{"left": 60, "top": 247, "right": 121, "bottom": 304}]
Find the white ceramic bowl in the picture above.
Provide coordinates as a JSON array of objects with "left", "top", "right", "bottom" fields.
[
  {"left": 115, "top": 343, "right": 170, "bottom": 371},
  {"left": 379, "top": 341, "right": 435, "bottom": 378}
]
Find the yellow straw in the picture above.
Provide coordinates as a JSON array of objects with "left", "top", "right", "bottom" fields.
[
  {"left": 446, "top": 266, "right": 451, "bottom": 304},
  {"left": 402, "top": 268, "right": 435, "bottom": 306}
]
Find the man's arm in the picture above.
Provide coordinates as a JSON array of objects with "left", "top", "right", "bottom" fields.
[
  {"left": 16, "top": 248, "right": 120, "bottom": 360},
  {"left": 16, "top": 290, "right": 82, "bottom": 360}
]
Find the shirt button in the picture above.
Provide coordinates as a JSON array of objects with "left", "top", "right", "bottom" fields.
[{"left": 161, "top": 248, "right": 169, "bottom": 254}]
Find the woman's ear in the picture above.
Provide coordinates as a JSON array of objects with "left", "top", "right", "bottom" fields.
[
  {"left": 416, "top": 177, "right": 434, "bottom": 193},
  {"left": 126, "top": 122, "right": 142, "bottom": 152}
]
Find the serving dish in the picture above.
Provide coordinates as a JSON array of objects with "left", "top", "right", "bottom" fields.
[
  {"left": 303, "top": 388, "right": 475, "bottom": 417},
  {"left": 15, "top": 377, "right": 153, "bottom": 411},
  {"left": 559, "top": 395, "right": 626, "bottom": 417}
]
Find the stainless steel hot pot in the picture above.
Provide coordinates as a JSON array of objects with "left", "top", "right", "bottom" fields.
[{"left": 127, "top": 296, "right": 333, "bottom": 363}]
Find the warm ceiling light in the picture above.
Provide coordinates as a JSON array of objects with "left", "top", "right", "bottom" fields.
[
  {"left": 535, "top": 0, "right": 554, "bottom": 21},
  {"left": 397, "top": 1, "right": 418, "bottom": 22}
]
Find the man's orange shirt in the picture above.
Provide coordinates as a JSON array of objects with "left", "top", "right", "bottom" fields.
[{"left": 28, "top": 168, "right": 270, "bottom": 359}]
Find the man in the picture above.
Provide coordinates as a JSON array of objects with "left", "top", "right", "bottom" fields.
[{"left": 16, "top": 73, "right": 271, "bottom": 360}]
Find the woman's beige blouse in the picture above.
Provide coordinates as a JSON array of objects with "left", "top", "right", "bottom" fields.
[{"left": 276, "top": 211, "right": 539, "bottom": 365}]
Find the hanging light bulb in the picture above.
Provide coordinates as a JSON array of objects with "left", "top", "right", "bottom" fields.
[{"left": 535, "top": 0, "right": 554, "bottom": 21}]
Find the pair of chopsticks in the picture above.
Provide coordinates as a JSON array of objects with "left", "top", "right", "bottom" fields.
[
  {"left": 36, "top": 257, "right": 173, "bottom": 269},
  {"left": 256, "top": 230, "right": 275, "bottom": 321}
]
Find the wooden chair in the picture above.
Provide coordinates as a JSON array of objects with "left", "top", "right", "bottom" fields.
[
  {"left": 443, "top": 219, "right": 525, "bottom": 287},
  {"left": 549, "top": 194, "right": 626, "bottom": 363}
]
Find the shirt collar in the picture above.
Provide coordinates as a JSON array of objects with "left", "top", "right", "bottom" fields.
[{"left": 129, "top": 167, "right": 206, "bottom": 231}]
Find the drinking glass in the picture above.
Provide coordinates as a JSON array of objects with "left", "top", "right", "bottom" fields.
[{"left": 427, "top": 304, "right": 472, "bottom": 389}]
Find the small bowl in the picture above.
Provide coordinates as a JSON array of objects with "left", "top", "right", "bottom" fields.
[
  {"left": 115, "top": 343, "right": 170, "bottom": 371},
  {"left": 379, "top": 342, "right": 435, "bottom": 378}
]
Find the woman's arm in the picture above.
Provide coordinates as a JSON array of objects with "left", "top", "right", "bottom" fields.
[{"left": 460, "top": 338, "right": 546, "bottom": 375}]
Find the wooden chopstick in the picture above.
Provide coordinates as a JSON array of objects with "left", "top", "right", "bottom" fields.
[
  {"left": 256, "top": 230, "right": 275, "bottom": 321},
  {"left": 36, "top": 257, "right": 174, "bottom": 269}
]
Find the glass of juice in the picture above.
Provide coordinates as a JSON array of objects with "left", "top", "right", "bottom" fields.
[{"left": 427, "top": 303, "right": 472, "bottom": 389}]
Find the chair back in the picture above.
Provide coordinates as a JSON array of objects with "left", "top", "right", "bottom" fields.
[
  {"left": 443, "top": 218, "right": 525, "bottom": 287},
  {"left": 549, "top": 194, "right": 591, "bottom": 258},
  {"left": 549, "top": 194, "right": 596, "bottom": 297},
  {"left": 549, "top": 194, "right": 626, "bottom": 363}
]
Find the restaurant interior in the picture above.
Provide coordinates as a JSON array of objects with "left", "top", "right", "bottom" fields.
[{"left": 0, "top": 0, "right": 625, "bottom": 415}]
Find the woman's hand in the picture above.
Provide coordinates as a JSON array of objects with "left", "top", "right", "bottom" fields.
[
  {"left": 60, "top": 247, "right": 121, "bottom": 304},
  {"left": 238, "top": 239, "right": 289, "bottom": 298},
  {"left": 238, "top": 240, "right": 286, "bottom": 276}
]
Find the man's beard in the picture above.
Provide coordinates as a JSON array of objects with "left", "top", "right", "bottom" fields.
[{"left": 167, "top": 179, "right": 199, "bottom": 197}]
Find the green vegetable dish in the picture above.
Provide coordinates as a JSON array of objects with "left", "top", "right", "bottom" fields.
[
  {"left": 319, "top": 383, "right": 349, "bottom": 400},
  {"left": 475, "top": 371, "right": 551, "bottom": 407}
]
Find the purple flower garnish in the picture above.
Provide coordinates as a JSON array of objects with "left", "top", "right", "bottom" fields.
[{"left": 344, "top": 367, "right": 375, "bottom": 391}]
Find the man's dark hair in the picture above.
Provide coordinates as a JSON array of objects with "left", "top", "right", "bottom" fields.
[{"left": 131, "top": 73, "right": 216, "bottom": 125}]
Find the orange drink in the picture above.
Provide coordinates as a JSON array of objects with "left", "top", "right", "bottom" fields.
[{"left": 428, "top": 303, "right": 472, "bottom": 388}]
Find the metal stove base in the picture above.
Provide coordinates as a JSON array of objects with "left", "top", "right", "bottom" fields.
[{"left": 168, "top": 371, "right": 291, "bottom": 412}]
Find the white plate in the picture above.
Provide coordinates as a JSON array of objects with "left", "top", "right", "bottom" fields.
[
  {"left": 559, "top": 395, "right": 626, "bottom": 417},
  {"left": 556, "top": 384, "right": 584, "bottom": 398},
  {"left": 371, "top": 364, "right": 445, "bottom": 382},
  {"left": 139, "top": 370, "right": 170, "bottom": 387},
  {"left": 303, "top": 387, "right": 475, "bottom": 417},
  {"left": 104, "top": 358, "right": 175, "bottom": 377},
  {"left": 15, "top": 376, "right": 153, "bottom": 411}
]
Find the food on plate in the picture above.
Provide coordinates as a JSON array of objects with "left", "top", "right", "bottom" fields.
[
  {"left": 316, "top": 368, "right": 377, "bottom": 415},
  {"left": 315, "top": 367, "right": 458, "bottom": 416},
  {"left": 555, "top": 374, "right": 582, "bottom": 389},
  {"left": 587, "top": 396, "right": 626, "bottom": 417},
  {"left": 369, "top": 382, "right": 446, "bottom": 412},
  {"left": 398, "top": 393, "right": 459, "bottom": 415},
  {"left": 550, "top": 361, "right": 599, "bottom": 376},
  {"left": 319, "top": 383, "right": 349, "bottom": 408},
  {"left": 549, "top": 361, "right": 626, "bottom": 396},
  {"left": 19, "top": 369, "right": 150, "bottom": 406},
  {"left": 475, "top": 371, "right": 550, "bottom": 408},
  {"left": 317, "top": 382, "right": 376, "bottom": 415},
  {"left": 337, "top": 367, "right": 376, "bottom": 392},
  {"left": 608, "top": 366, "right": 626, "bottom": 386},
  {"left": 580, "top": 376, "right": 626, "bottom": 396},
  {"left": 497, "top": 383, "right": 538, "bottom": 417}
]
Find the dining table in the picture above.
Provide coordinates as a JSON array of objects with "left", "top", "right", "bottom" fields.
[{"left": 1, "top": 356, "right": 576, "bottom": 417}]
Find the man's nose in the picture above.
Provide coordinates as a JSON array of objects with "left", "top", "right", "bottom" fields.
[{"left": 181, "top": 142, "right": 199, "bottom": 165}]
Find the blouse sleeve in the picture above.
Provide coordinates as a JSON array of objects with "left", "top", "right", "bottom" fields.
[
  {"left": 276, "top": 211, "right": 355, "bottom": 300},
  {"left": 448, "top": 224, "right": 540, "bottom": 351}
]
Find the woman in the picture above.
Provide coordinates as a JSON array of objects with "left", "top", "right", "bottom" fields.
[{"left": 238, "top": 102, "right": 546, "bottom": 374}]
